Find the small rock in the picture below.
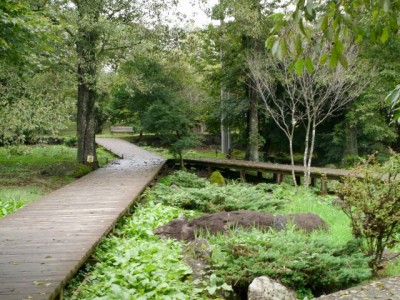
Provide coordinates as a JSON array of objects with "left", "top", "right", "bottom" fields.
[{"left": 248, "top": 276, "right": 297, "bottom": 300}]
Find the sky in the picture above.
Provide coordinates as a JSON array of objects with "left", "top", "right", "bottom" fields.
[{"left": 175, "top": 0, "right": 218, "bottom": 28}]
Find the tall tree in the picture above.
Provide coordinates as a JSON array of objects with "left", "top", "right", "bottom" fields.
[{"left": 50, "top": 0, "right": 176, "bottom": 167}]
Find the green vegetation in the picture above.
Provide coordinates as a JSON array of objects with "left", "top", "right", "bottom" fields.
[
  {"left": 66, "top": 171, "right": 381, "bottom": 298},
  {"left": 209, "top": 171, "right": 225, "bottom": 186},
  {"left": 149, "top": 171, "right": 285, "bottom": 213},
  {"left": 210, "top": 229, "right": 370, "bottom": 298},
  {"left": 339, "top": 153, "right": 400, "bottom": 271},
  {"left": 64, "top": 202, "right": 225, "bottom": 300},
  {"left": 0, "top": 145, "right": 115, "bottom": 218}
]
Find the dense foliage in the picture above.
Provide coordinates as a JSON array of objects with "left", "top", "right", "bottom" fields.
[
  {"left": 64, "top": 202, "right": 224, "bottom": 300},
  {"left": 65, "top": 171, "right": 378, "bottom": 298},
  {"left": 339, "top": 153, "right": 400, "bottom": 271},
  {"left": 210, "top": 228, "right": 370, "bottom": 298},
  {"left": 150, "top": 171, "right": 285, "bottom": 212}
]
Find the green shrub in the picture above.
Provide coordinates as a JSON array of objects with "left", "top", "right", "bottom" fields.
[
  {"left": 151, "top": 175, "right": 285, "bottom": 213},
  {"left": 72, "top": 164, "right": 91, "bottom": 178},
  {"left": 159, "top": 170, "right": 208, "bottom": 188},
  {"left": 209, "top": 171, "right": 225, "bottom": 186},
  {"left": 64, "top": 135, "right": 78, "bottom": 147},
  {"left": 338, "top": 153, "right": 400, "bottom": 271},
  {"left": 209, "top": 228, "right": 371, "bottom": 298}
]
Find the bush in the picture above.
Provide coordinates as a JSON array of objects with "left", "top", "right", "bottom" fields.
[
  {"left": 72, "top": 164, "right": 91, "bottom": 178},
  {"left": 209, "top": 228, "right": 371, "bottom": 298},
  {"left": 209, "top": 171, "right": 225, "bottom": 186},
  {"left": 151, "top": 172, "right": 285, "bottom": 213},
  {"left": 64, "top": 135, "right": 78, "bottom": 147},
  {"left": 338, "top": 152, "right": 400, "bottom": 271},
  {"left": 159, "top": 170, "right": 208, "bottom": 188}
]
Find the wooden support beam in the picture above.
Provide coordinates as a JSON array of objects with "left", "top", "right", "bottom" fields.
[
  {"left": 320, "top": 178, "right": 328, "bottom": 195},
  {"left": 240, "top": 169, "right": 246, "bottom": 182},
  {"left": 274, "top": 173, "right": 284, "bottom": 184}
]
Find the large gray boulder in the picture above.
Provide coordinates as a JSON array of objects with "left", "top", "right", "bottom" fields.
[{"left": 248, "top": 276, "right": 297, "bottom": 300}]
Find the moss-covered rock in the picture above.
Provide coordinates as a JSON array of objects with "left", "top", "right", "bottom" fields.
[{"left": 209, "top": 171, "right": 225, "bottom": 186}]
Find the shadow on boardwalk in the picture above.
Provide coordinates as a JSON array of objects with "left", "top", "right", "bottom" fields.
[{"left": 0, "top": 138, "right": 165, "bottom": 300}]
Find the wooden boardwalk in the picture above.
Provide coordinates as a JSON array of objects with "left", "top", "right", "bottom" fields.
[
  {"left": 183, "top": 158, "right": 353, "bottom": 180},
  {"left": 0, "top": 138, "right": 165, "bottom": 300}
]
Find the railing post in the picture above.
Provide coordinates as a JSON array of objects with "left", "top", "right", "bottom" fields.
[{"left": 320, "top": 178, "right": 328, "bottom": 195}]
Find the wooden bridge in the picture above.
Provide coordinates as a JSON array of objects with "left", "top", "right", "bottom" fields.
[
  {"left": 0, "top": 138, "right": 165, "bottom": 300},
  {"left": 182, "top": 158, "right": 353, "bottom": 193}
]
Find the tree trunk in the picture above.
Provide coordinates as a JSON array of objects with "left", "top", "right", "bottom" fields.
[
  {"left": 306, "top": 121, "right": 317, "bottom": 186},
  {"left": 246, "top": 85, "right": 259, "bottom": 161},
  {"left": 303, "top": 119, "right": 311, "bottom": 186},
  {"left": 75, "top": 6, "right": 100, "bottom": 168},
  {"left": 220, "top": 17, "right": 230, "bottom": 155},
  {"left": 344, "top": 121, "right": 358, "bottom": 158},
  {"left": 77, "top": 70, "right": 98, "bottom": 168}
]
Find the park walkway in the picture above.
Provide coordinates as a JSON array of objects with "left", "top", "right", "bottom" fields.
[{"left": 0, "top": 138, "right": 165, "bottom": 300}]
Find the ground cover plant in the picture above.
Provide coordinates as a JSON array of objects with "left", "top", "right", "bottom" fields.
[
  {"left": 149, "top": 171, "right": 286, "bottom": 213},
  {"left": 64, "top": 202, "right": 230, "bottom": 300},
  {"left": 0, "top": 144, "right": 114, "bottom": 218},
  {"left": 64, "top": 170, "right": 383, "bottom": 299}
]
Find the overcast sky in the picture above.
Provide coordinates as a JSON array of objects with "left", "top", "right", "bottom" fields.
[{"left": 175, "top": 0, "right": 218, "bottom": 28}]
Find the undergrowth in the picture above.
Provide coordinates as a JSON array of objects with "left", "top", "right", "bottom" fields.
[
  {"left": 64, "top": 202, "right": 227, "bottom": 300},
  {"left": 208, "top": 228, "right": 370, "bottom": 298},
  {"left": 64, "top": 170, "right": 378, "bottom": 299},
  {"left": 150, "top": 171, "right": 285, "bottom": 213}
]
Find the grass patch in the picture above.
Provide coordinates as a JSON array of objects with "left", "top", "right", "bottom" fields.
[{"left": 0, "top": 144, "right": 115, "bottom": 218}]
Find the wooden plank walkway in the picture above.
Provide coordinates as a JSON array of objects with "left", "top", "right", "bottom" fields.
[
  {"left": 0, "top": 138, "right": 166, "bottom": 300},
  {"left": 183, "top": 158, "right": 353, "bottom": 180}
]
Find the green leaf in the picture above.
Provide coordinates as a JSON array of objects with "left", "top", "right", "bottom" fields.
[
  {"left": 295, "top": 58, "right": 304, "bottom": 75},
  {"left": 276, "top": 39, "right": 287, "bottom": 61},
  {"left": 299, "top": 19, "right": 308, "bottom": 38},
  {"left": 305, "top": 57, "right": 314, "bottom": 73},
  {"left": 320, "top": 15, "right": 329, "bottom": 31},
  {"left": 320, "top": 53, "right": 329, "bottom": 65},
  {"left": 338, "top": 54, "right": 349, "bottom": 69},
  {"left": 330, "top": 51, "right": 338, "bottom": 69},
  {"left": 265, "top": 35, "right": 276, "bottom": 49},
  {"left": 271, "top": 39, "right": 280, "bottom": 57},
  {"left": 381, "top": 26, "right": 390, "bottom": 43},
  {"left": 385, "top": 85, "right": 400, "bottom": 106},
  {"left": 295, "top": 34, "right": 303, "bottom": 54}
]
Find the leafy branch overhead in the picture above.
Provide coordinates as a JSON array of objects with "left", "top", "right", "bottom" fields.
[{"left": 268, "top": 0, "right": 400, "bottom": 71}]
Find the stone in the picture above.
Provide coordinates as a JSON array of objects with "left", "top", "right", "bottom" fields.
[
  {"left": 154, "top": 211, "right": 328, "bottom": 241},
  {"left": 182, "top": 238, "right": 212, "bottom": 281},
  {"left": 248, "top": 276, "right": 297, "bottom": 300}
]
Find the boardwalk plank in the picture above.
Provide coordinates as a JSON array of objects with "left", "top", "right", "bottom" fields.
[{"left": 0, "top": 138, "right": 165, "bottom": 300}]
